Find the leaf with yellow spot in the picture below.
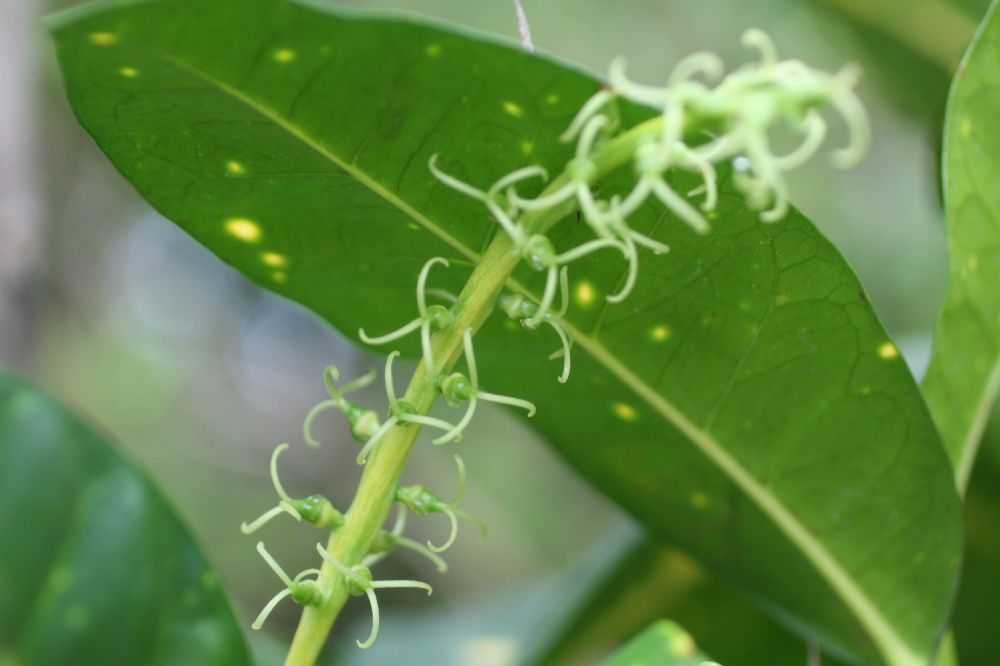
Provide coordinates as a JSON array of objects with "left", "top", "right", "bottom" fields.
[{"left": 48, "top": 1, "right": 961, "bottom": 663}]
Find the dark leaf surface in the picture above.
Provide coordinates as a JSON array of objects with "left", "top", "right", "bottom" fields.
[
  {"left": 50, "top": 1, "right": 961, "bottom": 662},
  {"left": 0, "top": 374, "right": 248, "bottom": 665}
]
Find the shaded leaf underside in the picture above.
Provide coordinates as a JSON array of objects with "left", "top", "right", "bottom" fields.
[{"left": 0, "top": 374, "right": 248, "bottom": 665}]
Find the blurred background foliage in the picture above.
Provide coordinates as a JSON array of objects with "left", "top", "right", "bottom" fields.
[{"left": 3, "top": 0, "right": 997, "bottom": 663}]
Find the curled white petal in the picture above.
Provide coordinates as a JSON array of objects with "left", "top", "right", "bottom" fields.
[
  {"left": 774, "top": 110, "right": 827, "bottom": 171},
  {"left": 256, "top": 541, "right": 293, "bottom": 588},
  {"left": 428, "top": 154, "right": 486, "bottom": 200},
  {"left": 240, "top": 502, "right": 301, "bottom": 535},
  {"left": 416, "top": 257, "right": 449, "bottom": 316},
  {"left": 251, "top": 588, "right": 292, "bottom": 631},
  {"left": 359, "top": 318, "right": 422, "bottom": 346},
  {"left": 477, "top": 391, "right": 536, "bottom": 417},
  {"left": 742, "top": 28, "right": 778, "bottom": 66},
  {"left": 669, "top": 51, "right": 724, "bottom": 86},
  {"left": 357, "top": 588, "right": 380, "bottom": 649},
  {"left": 357, "top": 416, "right": 398, "bottom": 465},
  {"left": 560, "top": 89, "right": 615, "bottom": 143},
  {"left": 649, "top": 177, "right": 710, "bottom": 234},
  {"left": 427, "top": 509, "right": 459, "bottom": 553},
  {"left": 432, "top": 396, "right": 477, "bottom": 445},
  {"left": 546, "top": 320, "right": 573, "bottom": 383}
]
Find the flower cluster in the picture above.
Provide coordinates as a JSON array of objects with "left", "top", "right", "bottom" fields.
[
  {"left": 430, "top": 29, "right": 866, "bottom": 381},
  {"left": 242, "top": 441, "right": 479, "bottom": 645},
  {"left": 242, "top": 29, "right": 867, "bottom": 650}
]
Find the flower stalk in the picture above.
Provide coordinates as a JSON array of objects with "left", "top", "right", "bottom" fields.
[{"left": 257, "top": 31, "right": 867, "bottom": 665}]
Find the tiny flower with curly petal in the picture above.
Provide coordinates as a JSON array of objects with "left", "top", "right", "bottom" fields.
[
  {"left": 316, "top": 544, "right": 432, "bottom": 649},
  {"left": 240, "top": 443, "right": 344, "bottom": 534}
]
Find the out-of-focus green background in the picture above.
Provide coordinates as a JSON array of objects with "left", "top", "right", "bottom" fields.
[{"left": 1, "top": 0, "right": 990, "bottom": 663}]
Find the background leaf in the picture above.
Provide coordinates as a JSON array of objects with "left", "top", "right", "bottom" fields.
[
  {"left": 530, "top": 539, "right": 842, "bottom": 666},
  {"left": 601, "top": 619, "right": 711, "bottom": 666},
  {"left": 923, "top": 0, "right": 1000, "bottom": 490},
  {"left": 49, "top": 1, "right": 962, "bottom": 662},
  {"left": 952, "top": 450, "right": 1000, "bottom": 664},
  {"left": 0, "top": 374, "right": 249, "bottom": 665}
]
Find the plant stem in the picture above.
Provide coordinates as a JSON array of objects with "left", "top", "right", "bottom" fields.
[
  {"left": 284, "top": 113, "right": 663, "bottom": 666},
  {"left": 283, "top": 231, "right": 520, "bottom": 665}
]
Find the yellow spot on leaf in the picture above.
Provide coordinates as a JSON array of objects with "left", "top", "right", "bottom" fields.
[
  {"left": 774, "top": 293, "right": 788, "bottom": 305},
  {"left": 650, "top": 325, "right": 670, "bottom": 342},
  {"left": 691, "top": 492, "right": 710, "bottom": 509},
  {"left": 425, "top": 43, "right": 442, "bottom": 57},
  {"left": 261, "top": 251, "right": 289, "bottom": 268},
  {"left": 968, "top": 254, "right": 979, "bottom": 270},
  {"left": 574, "top": 281, "right": 595, "bottom": 307},
  {"left": 503, "top": 100, "right": 524, "bottom": 118},
  {"left": 119, "top": 67, "right": 138, "bottom": 78},
  {"left": 546, "top": 93, "right": 559, "bottom": 105},
  {"left": 88, "top": 32, "right": 117, "bottom": 46},
  {"left": 225, "top": 218, "right": 261, "bottom": 243},
  {"left": 272, "top": 48, "right": 297, "bottom": 63},
  {"left": 225, "top": 160, "right": 245, "bottom": 175},
  {"left": 878, "top": 342, "right": 899, "bottom": 360},
  {"left": 520, "top": 139, "right": 534, "bottom": 156},
  {"left": 272, "top": 271, "right": 288, "bottom": 283},
  {"left": 960, "top": 118, "right": 972, "bottom": 138},
  {"left": 613, "top": 402, "right": 638, "bottom": 422}
]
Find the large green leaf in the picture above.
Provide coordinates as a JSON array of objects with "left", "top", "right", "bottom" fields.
[
  {"left": 923, "top": 0, "right": 1000, "bottom": 490},
  {"left": 49, "top": 1, "right": 961, "bottom": 663},
  {"left": 0, "top": 374, "right": 248, "bottom": 665}
]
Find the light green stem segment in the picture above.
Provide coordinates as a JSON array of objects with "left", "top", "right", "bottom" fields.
[{"left": 283, "top": 115, "right": 662, "bottom": 666}]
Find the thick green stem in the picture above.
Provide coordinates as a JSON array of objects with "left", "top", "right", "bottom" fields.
[{"left": 283, "top": 114, "right": 663, "bottom": 666}]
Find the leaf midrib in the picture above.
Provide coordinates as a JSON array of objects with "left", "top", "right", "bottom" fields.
[{"left": 155, "top": 45, "right": 918, "bottom": 664}]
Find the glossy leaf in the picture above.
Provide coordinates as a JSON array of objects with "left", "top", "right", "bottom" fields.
[
  {"left": 601, "top": 620, "right": 710, "bottom": 666},
  {"left": 49, "top": 1, "right": 961, "bottom": 663},
  {"left": 0, "top": 374, "right": 249, "bottom": 665},
  {"left": 923, "top": 0, "right": 1000, "bottom": 490}
]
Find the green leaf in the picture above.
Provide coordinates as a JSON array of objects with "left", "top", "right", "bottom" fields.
[
  {"left": 952, "top": 460, "right": 1000, "bottom": 662},
  {"left": 532, "top": 539, "right": 836, "bottom": 666},
  {"left": 49, "top": 1, "right": 961, "bottom": 663},
  {"left": 923, "top": 0, "right": 1000, "bottom": 490},
  {"left": 948, "top": 409, "right": 1000, "bottom": 661},
  {"left": 0, "top": 374, "right": 249, "bottom": 665},
  {"left": 601, "top": 619, "right": 710, "bottom": 666}
]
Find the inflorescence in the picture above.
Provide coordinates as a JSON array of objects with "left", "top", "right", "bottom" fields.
[{"left": 243, "top": 30, "right": 866, "bottom": 650}]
